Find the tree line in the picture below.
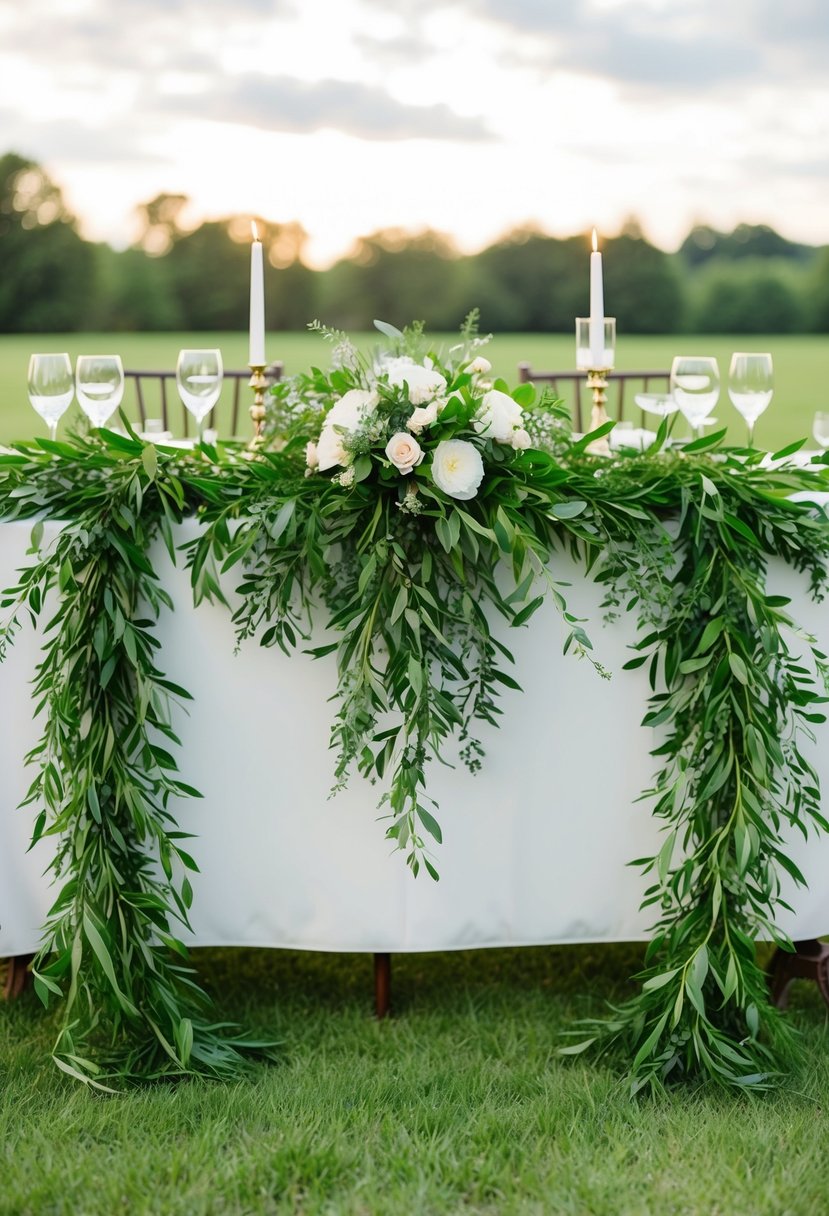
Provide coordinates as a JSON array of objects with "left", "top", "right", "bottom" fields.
[{"left": 2, "top": 151, "right": 828, "bottom": 335}]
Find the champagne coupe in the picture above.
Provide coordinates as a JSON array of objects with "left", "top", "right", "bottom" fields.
[
  {"left": 670, "top": 356, "right": 720, "bottom": 440},
  {"left": 813, "top": 412, "right": 829, "bottom": 451},
  {"left": 728, "top": 352, "right": 773, "bottom": 447},
  {"left": 76, "top": 355, "right": 124, "bottom": 429},
  {"left": 176, "top": 349, "right": 223, "bottom": 442},
  {"left": 27, "top": 352, "right": 74, "bottom": 440}
]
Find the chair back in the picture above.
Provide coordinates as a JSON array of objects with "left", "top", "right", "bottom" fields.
[
  {"left": 124, "top": 363, "right": 284, "bottom": 437},
  {"left": 517, "top": 365, "right": 669, "bottom": 432}
]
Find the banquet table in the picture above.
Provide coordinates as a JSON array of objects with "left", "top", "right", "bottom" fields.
[{"left": 2, "top": 516, "right": 829, "bottom": 968}]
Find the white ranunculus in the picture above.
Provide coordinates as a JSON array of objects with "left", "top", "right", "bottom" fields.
[
  {"left": 406, "top": 401, "right": 440, "bottom": 433},
  {"left": 316, "top": 427, "right": 349, "bottom": 471},
  {"left": 387, "top": 360, "right": 447, "bottom": 406},
  {"left": 511, "top": 428, "right": 531, "bottom": 451},
  {"left": 431, "top": 439, "right": 485, "bottom": 501},
  {"left": 385, "top": 431, "right": 424, "bottom": 475},
  {"left": 305, "top": 441, "right": 319, "bottom": 469},
  {"left": 473, "top": 388, "right": 524, "bottom": 444},
  {"left": 463, "top": 356, "right": 492, "bottom": 375}
]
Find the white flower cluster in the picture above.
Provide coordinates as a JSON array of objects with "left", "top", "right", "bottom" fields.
[{"left": 305, "top": 354, "right": 529, "bottom": 501}]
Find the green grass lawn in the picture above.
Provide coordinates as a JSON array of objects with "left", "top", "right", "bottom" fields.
[
  {"left": 2, "top": 945, "right": 829, "bottom": 1215},
  {"left": 2, "top": 331, "right": 828, "bottom": 449}
]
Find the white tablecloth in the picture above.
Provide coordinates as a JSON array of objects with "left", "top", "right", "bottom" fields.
[{"left": 2, "top": 518, "right": 828, "bottom": 958}]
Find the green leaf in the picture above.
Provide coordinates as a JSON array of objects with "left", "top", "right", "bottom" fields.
[
  {"left": 141, "top": 443, "right": 158, "bottom": 480},
  {"left": 552, "top": 500, "right": 587, "bottom": 519},
  {"left": 728, "top": 653, "right": 749, "bottom": 685},
  {"left": 373, "top": 318, "right": 404, "bottom": 339},
  {"left": 417, "top": 806, "right": 443, "bottom": 843},
  {"left": 407, "top": 656, "right": 423, "bottom": 697}
]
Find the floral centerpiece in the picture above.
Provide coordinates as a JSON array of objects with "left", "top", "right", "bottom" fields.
[{"left": 258, "top": 314, "right": 592, "bottom": 879}]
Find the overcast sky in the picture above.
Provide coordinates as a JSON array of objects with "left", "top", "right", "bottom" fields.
[{"left": 0, "top": 0, "right": 827, "bottom": 265}]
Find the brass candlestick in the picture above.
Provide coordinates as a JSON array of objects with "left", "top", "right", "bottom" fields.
[
  {"left": 585, "top": 368, "right": 612, "bottom": 455},
  {"left": 576, "top": 317, "right": 616, "bottom": 456},
  {"left": 248, "top": 364, "right": 267, "bottom": 448}
]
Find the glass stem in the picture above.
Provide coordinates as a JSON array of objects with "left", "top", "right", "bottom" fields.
[
  {"left": 747, "top": 422, "right": 755, "bottom": 449},
  {"left": 48, "top": 422, "right": 58, "bottom": 442}
]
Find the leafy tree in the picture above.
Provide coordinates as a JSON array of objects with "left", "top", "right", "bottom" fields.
[
  {"left": 680, "top": 223, "right": 815, "bottom": 267},
  {"left": 603, "top": 233, "right": 684, "bottom": 334},
  {"left": 0, "top": 152, "right": 97, "bottom": 332},
  {"left": 809, "top": 246, "right": 829, "bottom": 333},
  {"left": 689, "top": 260, "right": 806, "bottom": 333},
  {"left": 318, "top": 229, "right": 467, "bottom": 331}
]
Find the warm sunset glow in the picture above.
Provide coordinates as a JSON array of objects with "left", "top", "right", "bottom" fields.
[{"left": 0, "top": 0, "right": 826, "bottom": 264}]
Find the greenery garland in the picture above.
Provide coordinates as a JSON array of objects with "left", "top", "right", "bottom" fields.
[
  {"left": 2, "top": 319, "right": 829, "bottom": 1093},
  {"left": 0, "top": 433, "right": 270, "bottom": 1088}
]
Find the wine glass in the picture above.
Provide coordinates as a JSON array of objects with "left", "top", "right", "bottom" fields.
[
  {"left": 670, "top": 356, "right": 720, "bottom": 440},
  {"left": 176, "top": 349, "right": 223, "bottom": 442},
  {"left": 27, "top": 352, "right": 74, "bottom": 441},
  {"left": 728, "top": 352, "right": 773, "bottom": 447},
  {"left": 76, "top": 355, "right": 124, "bottom": 429},
  {"left": 812, "top": 412, "right": 829, "bottom": 451}
]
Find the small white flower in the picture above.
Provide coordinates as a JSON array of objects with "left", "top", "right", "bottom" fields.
[
  {"left": 385, "top": 431, "right": 424, "bottom": 475},
  {"left": 463, "top": 356, "right": 492, "bottom": 375},
  {"left": 431, "top": 439, "right": 485, "bottom": 501},
  {"left": 473, "top": 389, "right": 524, "bottom": 445},
  {"left": 305, "top": 441, "right": 319, "bottom": 469},
  {"left": 387, "top": 360, "right": 447, "bottom": 406},
  {"left": 407, "top": 401, "right": 440, "bottom": 433},
  {"left": 511, "top": 428, "right": 531, "bottom": 451},
  {"left": 338, "top": 465, "right": 356, "bottom": 488}
]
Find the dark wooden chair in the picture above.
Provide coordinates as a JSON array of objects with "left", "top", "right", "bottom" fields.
[
  {"left": 518, "top": 365, "right": 670, "bottom": 432},
  {"left": 124, "top": 362, "right": 284, "bottom": 438}
]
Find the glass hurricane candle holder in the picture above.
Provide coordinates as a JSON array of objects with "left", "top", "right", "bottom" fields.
[{"left": 576, "top": 317, "right": 616, "bottom": 371}]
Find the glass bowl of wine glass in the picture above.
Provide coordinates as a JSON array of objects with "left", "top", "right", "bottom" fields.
[
  {"left": 75, "top": 355, "right": 124, "bottom": 430},
  {"left": 27, "top": 352, "right": 74, "bottom": 440},
  {"left": 670, "top": 356, "right": 720, "bottom": 440},
  {"left": 728, "top": 352, "right": 773, "bottom": 447},
  {"left": 176, "top": 349, "right": 223, "bottom": 442}
]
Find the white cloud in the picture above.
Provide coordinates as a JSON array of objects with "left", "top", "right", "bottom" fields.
[{"left": 0, "top": 0, "right": 826, "bottom": 260}]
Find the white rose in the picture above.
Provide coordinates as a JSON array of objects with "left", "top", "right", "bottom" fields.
[
  {"left": 327, "top": 388, "right": 378, "bottom": 430},
  {"left": 387, "top": 361, "right": 447, "bottom": 406},
  {"left": 316, "top": 427, "right": 349, "bottom": 471},
  {"left": 511, "top": 428, "right": 531, "bottom": 451},
  {"left": 431, "top": 439, "right": 485, "bottom": 501},
  {"left": 407, "top": 401, "right": 440, "bottom": 433},
  {"left": 463, "top": 356, "right": 492, "bottom": 375},
  {"left": 473, "top": 389, "right": 524, "bottom": 444},
  {"left": 305, "top": 441, "right": 319, "bottom": 469},
  {"left": 385, "top": 432, "right": 424, "bottom": 475},
  {"left": 316, "top": 388, "right": 378, "bottom": 471}
]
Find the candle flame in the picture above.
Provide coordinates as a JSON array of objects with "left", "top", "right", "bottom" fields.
[
  {"left": 251, "top": 220, "right": 259, "bottom": 242},
  {"left": 592, "top": 228, "right": 598, "bottom": 253}
]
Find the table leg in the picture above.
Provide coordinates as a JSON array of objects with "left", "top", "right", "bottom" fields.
[
  {"left": 770, "top": 939, "right": 829, "bottom": 1010},
  {"left": 1, "top": 955, "right": 32, "bottom": 1001},
  {"left": 374, "top": 952, "right": 391, "bottom": 1019}
]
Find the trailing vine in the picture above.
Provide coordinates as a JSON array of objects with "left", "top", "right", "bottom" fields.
[
  {"left": 562, "top": 437, "right": 829, "bottom": 1090},
  {"left": 0, "top": 432, "right": 269, "bottom": 1088}
]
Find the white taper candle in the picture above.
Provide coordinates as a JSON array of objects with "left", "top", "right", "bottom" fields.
[
  {"left": 589, "top": 228, "right": 604, "bottom": 366},
  {"left": 249, "top": 221, "right": 265, "bottom": 366}
]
